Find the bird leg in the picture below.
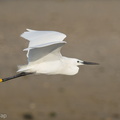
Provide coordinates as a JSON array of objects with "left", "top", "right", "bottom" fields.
[{"left": 0, "top": 72, "right": 33, "bottom": 82}]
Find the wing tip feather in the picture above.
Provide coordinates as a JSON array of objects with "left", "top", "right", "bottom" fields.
[{"left": 26, "top": 28, "right": 36, "bottom": 32}]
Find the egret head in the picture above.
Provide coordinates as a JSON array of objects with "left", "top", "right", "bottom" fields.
[{"left": 73, "top": 59, "right": 99, "bottom": 66}]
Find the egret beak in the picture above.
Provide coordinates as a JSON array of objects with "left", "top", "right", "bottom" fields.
[{"left": 83, "top": 61, "right": 99, "bottom": 65}]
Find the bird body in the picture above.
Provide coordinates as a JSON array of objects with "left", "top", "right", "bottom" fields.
[
  {"left": 17, "top": 29, "right": 85, "bottom": 75},
  {"left": 18, "top": 56, "right": 81, "bottom": 75},
  {"left": 0, "top": 29, "right": 98, "bottom": 82}
]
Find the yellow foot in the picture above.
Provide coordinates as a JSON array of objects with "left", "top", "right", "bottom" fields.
[{"left": 0, "top": 79, "right": 3, "bottom": 82}]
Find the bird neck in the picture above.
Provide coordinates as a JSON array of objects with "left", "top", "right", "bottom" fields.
[{"left": 62, "top": 57, "right": 79, "bottom": 75}]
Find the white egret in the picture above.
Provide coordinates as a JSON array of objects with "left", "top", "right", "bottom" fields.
[{"left": 0, "top": 29, "right": 98, "bottom": 82}]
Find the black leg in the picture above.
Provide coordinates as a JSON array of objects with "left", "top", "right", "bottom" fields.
[{"left": 0, "top": 72, "right": 33, "bottom": 82}]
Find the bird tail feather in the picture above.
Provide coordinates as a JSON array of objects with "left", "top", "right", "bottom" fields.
[{"left": 17, "top": 65, "right": 30, "bottom": 72}]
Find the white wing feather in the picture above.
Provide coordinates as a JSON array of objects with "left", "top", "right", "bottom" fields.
[
  {"left": 21, "top": 29, "right": 66, "bottom": 47},
  {"left": 20, "top": 29, "right": 67, "bottom": 63},
  {"left": 27, "top": 42, "right": 66, "bottom": 62}
]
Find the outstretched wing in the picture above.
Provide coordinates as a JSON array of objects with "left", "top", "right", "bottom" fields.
[
  {"left": 21, "top": 29, "right": 67, "bottom": 62},
  {"left": 21, "top": 29, "right": 66, "bottom": 47},
  {"left": 26, "top": 41, "right": 66, "bottom": 62}
]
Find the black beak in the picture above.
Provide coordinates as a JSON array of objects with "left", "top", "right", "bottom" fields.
[{"left": 83, "top": 61, "right": 99, "bottom": 65}]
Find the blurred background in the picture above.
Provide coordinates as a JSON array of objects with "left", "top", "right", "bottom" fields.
[{"left": 0, "top": 0, "right": 120, "bottom": 120}]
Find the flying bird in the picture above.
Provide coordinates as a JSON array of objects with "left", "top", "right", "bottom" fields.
[{"left": 0, "top": 29, "right": 98, "bottom": 82}]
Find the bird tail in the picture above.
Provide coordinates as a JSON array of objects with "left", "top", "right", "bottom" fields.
[
  {"left": 17, "top": 65, "right": 31, "bottom": 72},
  {"left": 0, "top": 72, "right": 33, "bottom": 82}
]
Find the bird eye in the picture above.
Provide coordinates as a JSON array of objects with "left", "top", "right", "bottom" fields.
[{"left": 77, "top": 61, "right": 79, "bottom": 63}]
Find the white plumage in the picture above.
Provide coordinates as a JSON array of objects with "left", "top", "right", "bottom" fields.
[{"left": 17, "top": 29, "right": 98, "bottom": 75}]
